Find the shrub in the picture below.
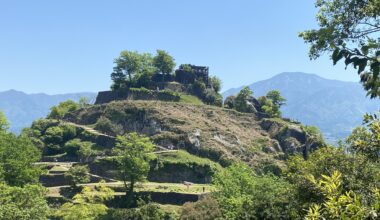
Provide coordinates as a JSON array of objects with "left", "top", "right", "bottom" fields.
[
  {"left": 103, "top": 203, "right": 177, "bottom": 220},
  {"left": 44, "top": 126, "right": 64, "bottom": 145},
  {"left": 191, "top": 80, "right": 206, "bottom": 98},
  {"left": 224, "top": 95, "right": 236, "bottom": 109},
  {"left": 95, "top": 116, "right": 123, "bottom": 136},
  {"left": 180, "top": 196, "right": 221, "bottom": 220},
  {"left": 48, "top": 100, "right": 80, "bottom": 119},
  {"left": 210, "top": 76, "right": 222, "bottom": 93},
  {"left": 64, "top": 165, "right": 90, "bottom": 187},
  {"left": 235, "top": 86, "right": 253, "bottom": 113},
  {"left": 204, "top": 89, "right": 223, "bottom": 107}
]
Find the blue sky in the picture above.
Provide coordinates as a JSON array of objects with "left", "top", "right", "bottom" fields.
[{"left": 0, "top": 0, "right": 359, "bottom": 94}]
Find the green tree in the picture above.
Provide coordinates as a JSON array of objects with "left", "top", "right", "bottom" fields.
[
  {"left": 258, "top": 90, "right": 286, "bottom": 118},
  {"left": 224, "top": 95, "right": 236, "bottom": 109},
  {"left": 113, "top": 50, "right": 142, "bottom": 84},
  {"left": 112, "top": 132, "right": 155, "bottom": 206},
  {"left": 305, "top": 171, "right": 380, "bottom": 220},
  {"left": 266, "top": 90, "right": 286, "bottom": 108},
  {"left": 213, "top": 163, "right": 296, "bottom": 219},
  {"left": 286, "top": 146, "right": 380, "bottom": 215},
  {"left": 346, "top": 112, "right": 380, "bottom": 162},
  {"left": 300, "top": 0, "right": 380, "bottom": 98},
  {"left": 78, "top": 96, "right": 90, "bottom": 108},
  {"left": 56, "top": 184, "right": 114, "bottom": 220},
  {"left": 0, "top": 132, "right": 41, "bottom": 186},
  {"left": 210, "top": 76, "right": 222, "bottom": 93},
  {"left": 0, "top": 183, "right": 49, "bottom": 220},
  {"left": 235, "top": 86, "right": 253, "bottom": 112},
  {"left": 48, "top": 100, "right": 80, "bottom": 119},
  {"left": 181, "top": 196, "right": 222, "bottom": 220},
  {"left": 0, "top": 111, "right": 9, "bottom": 132},
  {"left": 64, "top": 165, "right": 90, "bottom": 187},
  {"left": 153, "top": 50, "right": 176, "bottom": 76}
]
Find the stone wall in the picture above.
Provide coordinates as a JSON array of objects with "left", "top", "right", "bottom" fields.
[{"left": 95, "top": 88, "right": 180, "bottom": 105}]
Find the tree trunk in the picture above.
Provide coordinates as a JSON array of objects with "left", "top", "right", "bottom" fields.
[{"left": 126, "top": 178, "right": 135, "bottom": 207}]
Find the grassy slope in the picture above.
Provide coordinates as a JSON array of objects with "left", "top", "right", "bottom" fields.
[{"left": 66, "top": 100, "right": 288, "bottom": 167}]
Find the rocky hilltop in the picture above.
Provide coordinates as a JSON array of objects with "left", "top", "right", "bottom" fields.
[{"left": 63, "top": 100, "right": 322, "bottom": 168}]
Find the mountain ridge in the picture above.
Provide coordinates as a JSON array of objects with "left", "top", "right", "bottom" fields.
[
  {"left": 0, "top": 90, "right": 97, "bottom": 133},
  {"left": 223, "top": 72, "right": 380, "bottom": 142}
]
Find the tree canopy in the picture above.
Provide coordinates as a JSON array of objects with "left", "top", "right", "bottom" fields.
[
  {"left": 234, "top": 86, "right": 253, "bottom": 112},
  {"left": 0, "top": 183, "right": 49, "bottom": 220},
  {"left": 112, "top": 132, "right": 155, "bottom": 206},
  {"left": 153, "top": 50, "right": 176, "bottom": 75},
  {"left": 48, "top": 100, "right": 80, "bottom": 120},
  {"left": 0, "top": 132, "right": 41, "bottom": 186},
  {"left": 300, "top": 0, "right": 380, "bottom": 98},
  {"left": 0, "top": 111, "right": 9, "bottom": 132}
]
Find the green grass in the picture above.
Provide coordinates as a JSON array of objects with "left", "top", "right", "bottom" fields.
[
  {"left": 50, "top": 165, "right": 69, "bottom": 172},
  {"left": 179, "top": 94, "right": 204, "bottom": 105},
  {"left": 155, "top": 150, "right": 222, "bottom": 171}
]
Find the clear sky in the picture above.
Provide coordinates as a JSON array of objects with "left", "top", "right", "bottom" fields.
[{"left": 0, "top": 0, "right": 359, "bottom": 94}]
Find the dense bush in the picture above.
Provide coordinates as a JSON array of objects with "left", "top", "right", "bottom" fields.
[
  {"left": 0, "top": 132, "right": 42, "bottom": 186},
  {"left": 129, "top": 87, "right": 181, "bottom": 102},
  {"left": 102, "top": 203, "right": 177, "bottom": 220},
  {"left": 180, "top": 196, "right": 221, "bottom": 220},
  {"left": 95, "top": 116, "right": 123, "bottom": 136},
  {"left": 212, "top": 163, "right": 298, "bottom": 219},
  {"left": 224, "top": 95, "right": 236, "bottom": 109},
  {"left": 48, "top": 100, "right": 80, "bottom": 119},
  {"left": 64, "top": 165, "right": 90, "bottom": 187},
  {"left": 0, "top": 183, "right": 49, "bottom": 220}
]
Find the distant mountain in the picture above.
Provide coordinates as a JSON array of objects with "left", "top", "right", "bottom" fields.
[
  {"left": 223, "top": 72, "right": 380, "bottom": 143},
  {"left": 0, "top": 90, "right": 97, "bottom": 133}
]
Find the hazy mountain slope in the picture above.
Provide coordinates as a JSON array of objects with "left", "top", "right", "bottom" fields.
[
  {"left": 0, "top": 90, "right": 96, "bottom": 133},
  {"left": 223, "top": 72, "right": 380, "bottom": 142}
]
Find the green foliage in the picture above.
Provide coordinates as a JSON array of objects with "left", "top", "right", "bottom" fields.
[
  {"left": 235, "top": 86, "right": 253, "bottom": 112},
  {"left": 129, "top": 87, "right": 181, "bottom": 102},
  {"left": 179, "top": 94, "right": 203, "bottom": 105},
  {"left": 44, "top": 126, "right": 64, "bottom": 144},
  {"left": 103, "top": 203, "right": 177, "bottom": 220},
  {"left": 180, "top": 196, "right": 222, "bottom": 220},
  {"left": 0, "top": 111, "right": 9, "bottom": 132},
  {"left": 191, "top": 80, "right": 206, "bottom": 98},
  {"left": 30, "top": 119, "right": 59, "bottom": 133},
  {"left": 203, "top": 89, "right": 223, "bottom": 106},
  {"left": 111, "top": 50, "right": 156, "bottom": 90},
  {"left": 0, "top": 183, "right": 49, "bottom": 220},
  {"left": 224, "top": 95, "right": 235, "bottom": 109},
  {"left": 78, "top": 142, "right": 97, "bottom": 162},
  {"left": 55, "top": 184, "right": 114, "bottom": 220},
  {"left": 153, "top": 50, "right": 176, "bottom": 75},
  {"left": 266, "top": 90, "right": 286, "bottom": 107},
  {"left": 300, "top": 0, "right": 380, "bottom": 98},
  {"left": 113, "top": 132, "right": 155, "bottom": 206},
  {"left": 94, "top": 116, "right": 123, "bottom": 136},
  {"left": 64, "top": 165, "right": 90, "bottom": 187},
  {"left": 346, "top": 112, "right": 380, "bottom": 162},
  {"left": 305, "top": 171, "right": 380, "bottom": 219},
  {"left": 286, "top": 146, "right": 380, "bottom": 215},
  {"left": 78, "top": 96, "right": 90, "bottom": 108},
  {"left": 210, "top": 76, "right": 222, "bottom": 93},
  {"left": 0, "top": 132, "right": 41, "bottom": 186},
  {"left": 63, "top": 138, "right": 97, "bottom": 161},
  {"left": 48, "top": 100, "right": 80, "bottom": 119},
  {"left": 303, "top": 125, "right": 324, "bottom": 144},
  {"left": 258, "top": 90, "right": 286, "bottom": 118},
  {"left": 155, "top": 150, "right": 222, "bottom": 173},
  {"left": 212, "top": 163, "right": 296, "bottom": 219}
]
